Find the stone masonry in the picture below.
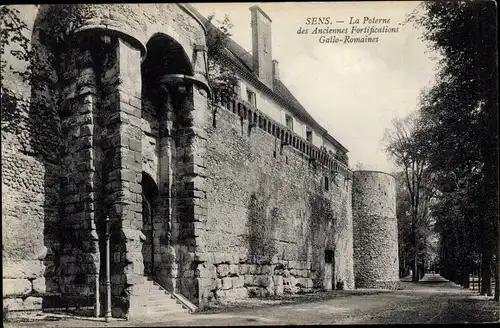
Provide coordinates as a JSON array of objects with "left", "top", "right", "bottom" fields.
[
  {"left": 352, "top": 171, "right": 400, "bottom": 289},
  {"left": 2, "top": 4, "right": 399, "bottom": 319},
  {"left": 196, "top": 99, "right": 355, "bottom": 305}
]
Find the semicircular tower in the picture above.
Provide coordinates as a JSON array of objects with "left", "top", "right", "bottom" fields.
[{"left": 352, "top": 170, "right": 400, "bottom": 289}]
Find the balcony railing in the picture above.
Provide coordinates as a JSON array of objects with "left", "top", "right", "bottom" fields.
[{"left": 216, "top": 96, "right": 353, "bottom": 180}]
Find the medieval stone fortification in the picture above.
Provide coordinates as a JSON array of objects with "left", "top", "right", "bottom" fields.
[
  {"left": 352, "top": 171, "right": 400, "bottom": 289},
  {"left": 2, "top": 4, "right": 398, "bottom": 319}
]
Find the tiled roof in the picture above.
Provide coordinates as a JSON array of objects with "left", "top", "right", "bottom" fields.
[{"left": 185, "top": 4, "right": 348, "bottom": 153}]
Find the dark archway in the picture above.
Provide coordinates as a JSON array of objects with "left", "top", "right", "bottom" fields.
[
  {"left": 144, "top": 34, "right": 192, "bottom": 76},
  {"left": 141, "top": 34, "right": 193, "bottom": 113},
  {"left": 139, "top": 33, "right": 193, "bottom": 286},
  {"left": 141, "top": 172, "right": 158, "bottom": 277},
  {"left": 140, "top": 33, "right": 191, "bottom": 278}
]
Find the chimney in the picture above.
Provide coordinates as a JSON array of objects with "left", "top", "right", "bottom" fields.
[
  {"left": 250, "top": 5, "right": 273, "bottom": 88},
  {"left": 272, "top": 60, "right": 279, "bottom": 80}
]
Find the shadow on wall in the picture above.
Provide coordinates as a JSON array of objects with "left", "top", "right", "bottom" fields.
[
  {"left": 1, "top": 5, "right": 66, "bottom": 312},
  {"left": 31, "top": 5, "right": 67, "bottom": 308},
  {"left": 245, "top": 172, "right": 338, "bottom": 281},
  {"left": 2, "top": 5, "right": 112, "bottom": 312},
  {"left": 247, "top": 176, "right": 280, "bottom": 259},
  {"left": 306, "top": 186, "right": 337, "bottom": 288}
]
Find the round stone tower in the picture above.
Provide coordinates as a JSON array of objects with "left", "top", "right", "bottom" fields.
[{"left": 352, "top": 170, "right": 400, "bottom": 289}]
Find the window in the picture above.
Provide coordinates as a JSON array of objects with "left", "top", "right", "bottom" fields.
[
  {"left": 285, "top": 114, "right": 293, "bottom": 131},
  {"left": 325, "top": 250, "right": 334, "bottom": 263},
  {"left": 306, "top": 128, "right": 313, "bottom": 143},
  {"left": 324, "top": 176, "right": 329, "bottom": 191},
  {"left": 247, "top": 89, "right": 256, "bottom": 107},
  {"left": 233, "top": 83, "right": 241, "bottom": 98}
]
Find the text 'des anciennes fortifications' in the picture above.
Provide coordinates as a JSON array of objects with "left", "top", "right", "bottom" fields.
[{"left": 297, "top": 16, "right": 401, "bottom": 44}]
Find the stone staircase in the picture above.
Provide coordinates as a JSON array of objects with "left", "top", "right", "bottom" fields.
[{"left": 140, "top": 278, "right": 195, "bottom": 318}]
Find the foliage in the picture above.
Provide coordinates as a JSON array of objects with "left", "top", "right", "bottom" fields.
[
  {"left": 408, "top": 0, "right": 498, "bottom": 297},
  {"left": 1, "top": 5, "right": 32, "bottom": 135},
  {"left": 384, "top": 111, "right": 433, "bottom": 281},
  {"left": 353, "top": 161, "right": 366, "bottom": 171},
  {"left": 1, "top": 5, "right": 82, "bottom": 158},
  {"left": 395, "top": 171, "right": 412, "bottom": 277},
  {"left": 205, "top": 13, "right": 240, "bottom": 111},
  {"left": 334, "top": 151, "right": 349, "bottom": 166}
]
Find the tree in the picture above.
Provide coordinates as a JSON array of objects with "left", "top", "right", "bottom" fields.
[
  {"left": 384, "top": 111, "right": 432, "bottom": 282},
  {"left": 1, "top": 5, "right": 82, "bottom": 157},
  {"left": 409, "top": 0, "right": 498, "bottom": 299},
  {"left": 353, "top": 161, "right": 367, "bottom": 171},
  {"left": 394, "top": 171, "right": 413, "bottom": 278},
  {"left": 205, "top": 13, "right": 240, "bottom": 125},
  {"left": 395, "top": 167, "right": 435, "bottom": 280},
  {"left": 1, "top": 5, "right": 30, "bottom": 136}
]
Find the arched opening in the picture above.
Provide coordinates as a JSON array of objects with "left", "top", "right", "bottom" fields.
[
  {"left": 140, "top": 33, "right": 191, "bottom": 283},
  {"left": 141, "top": 172, "right": 158, "bottom": 277},
  {"left": 142, "top": 34, "right": 193, "bottom": 112},
  {"left": 144, "top": 34, "right": 193, "bottom": 76},
  {"left": 324, "top": 249, "right": 335, "bottom": 290}
]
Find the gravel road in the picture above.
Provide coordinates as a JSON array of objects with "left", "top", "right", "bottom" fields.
[{"left": 5, "top": 274, "right": 499, "bottom": 327}]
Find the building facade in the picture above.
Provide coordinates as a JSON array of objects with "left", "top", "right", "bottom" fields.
[{"left": 1, "top": 4, "right": 397, "bottom": 319}]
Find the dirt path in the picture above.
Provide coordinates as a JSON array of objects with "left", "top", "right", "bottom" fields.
[{"left": 5, "top": 274, "right": 499, "bottom": 326}]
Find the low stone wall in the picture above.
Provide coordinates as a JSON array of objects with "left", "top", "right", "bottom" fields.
[
  {"left": 357, "top": 281, "right": 403, "bottom": 290},
  {"left": 197, "top": 254, "right": 314, "bottom": 303}
]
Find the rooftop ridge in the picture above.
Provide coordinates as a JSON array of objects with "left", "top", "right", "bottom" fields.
[
  {"left": 184, "top": 3, "right": 348, "bottom": 154},
  {"left": 215, "top": 94, "right": 352, "bottom": 178}
]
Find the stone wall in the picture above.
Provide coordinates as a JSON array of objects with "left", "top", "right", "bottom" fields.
[
  {"left": 58, "top": 39, "right": 100, "bottom": 301},
  {"left": 352, "top": 171, "right": 400, "bottom": 289},
  {"left": 2, "top": 3, "right": 209, "bottom": 316},
  {"left": 195, "top": 102, "right": 355, "bottom": 308},
  {"left": 2, "top": 147, "right": 60, "bottom": 312},
  {"left": 2, "top": 5, "right": 62, "bottom": 313},
  {"left": 2, "top": 4, "right": 363, "bottom": 317}
]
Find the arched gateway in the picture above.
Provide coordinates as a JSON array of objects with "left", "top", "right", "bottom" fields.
[{"left": 7, "top": 3, "right": 212, "bottom": 319}]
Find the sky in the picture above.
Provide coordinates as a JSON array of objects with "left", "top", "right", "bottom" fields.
[{"left": 191, "top": 1, "right": 438, "bottom": 173}]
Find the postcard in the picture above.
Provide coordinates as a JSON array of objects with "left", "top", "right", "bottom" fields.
[{"left": 1, "top": 2, "right": 498, "bottom": 325}]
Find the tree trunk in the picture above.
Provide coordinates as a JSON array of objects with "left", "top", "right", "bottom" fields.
[
  {"left": 483, "top": 69, "right": 499, "bottom": 302},
  {"left": 480, "top": 250, "right": 492, "bottom": 296},
  {"left": 478, "top": 266, "right": 481, "bottom": 294},
  {"left": 496, "top": 185, "right": 500, "bottom": 301},
  {"left": 412, "top": 253, "right": 418, "bottom": 282},
  {"left": 471, "top": 263, "right": 475, "bottom": 290},
  {"left": 495, "top": 257, "right": 499, "bottom": 301},
  {"left": 462, "top": 264, "right": 470, "bottom": 289},
  {"left": 401, "top": 253, "right": 406, "bottom": 278},
  {"left": 495, "top": 194, "right": 500, "bottom": 301}
]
